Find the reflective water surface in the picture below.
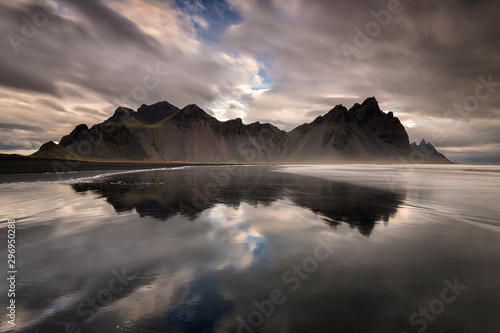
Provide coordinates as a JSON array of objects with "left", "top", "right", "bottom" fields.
[{"left": 0, "top": 165, "right": 499, "bottom": 332}]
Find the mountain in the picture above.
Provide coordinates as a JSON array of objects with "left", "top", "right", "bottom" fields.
[
  {"left": 410, "top": 139, "right": 453, "bottom": 164},
  {"left": 106, "top": 101, "right": 180, "bottom": 125},
  {"left": 285, "top": 98, "right": 411, "bottom": 161},
  {"left": 32, "top": 97, "right": 453, "bottom": 163}
]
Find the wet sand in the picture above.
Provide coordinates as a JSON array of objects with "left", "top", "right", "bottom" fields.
[
  {"left": 1, "top": 165, "right": 499, "bottom": 332},
  {"left": 0, "top": 155, "right": 219, "bottom": 174}
]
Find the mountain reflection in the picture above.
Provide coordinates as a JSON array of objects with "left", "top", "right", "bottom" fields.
[{"left": 71, "top": 166, "right": 406, "bottom": 236}]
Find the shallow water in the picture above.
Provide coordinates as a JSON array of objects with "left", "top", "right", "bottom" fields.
[{"left": 0, "top": 165, "right": 499, "bottom": 332}]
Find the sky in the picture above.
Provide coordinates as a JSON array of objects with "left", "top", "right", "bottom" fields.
[{"left": 0, "top": 0, "right": 499, "bottom": 163}]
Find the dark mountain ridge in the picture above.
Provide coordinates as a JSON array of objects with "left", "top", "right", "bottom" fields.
[
  {"left": 107, "top": 101, "right": 180, "bottom": 125},
  {"left": 410, "top": 139, "right": 452, "bottom": 163},
  {"left": 33, "top": 97, "right": 452, "bottom": 163}
]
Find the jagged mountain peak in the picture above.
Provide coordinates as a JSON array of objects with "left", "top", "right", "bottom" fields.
[
  {"left": 59, "top": 124, "right": 89, "bottom": 147},
  {"left": 410, "top": 139, "right": 452, "bottom": 163},
  {"left": 416, "top": 139, "right": 437, "bottom": 152},
  {"left": 106, "top": 107, "right": 133, "bottom": 123},
  {"left": 164, "top": 104, "right": 217, "bottom": 129},
  {"left": 135, "top": 101, "right": 180, "bottom": 124},
  {"left": 326, "top": 104, "right": 348, "bottom": 114},
  {"left": 359, "top": 96, "right": 380, "bottom": 111},
  {"left": 107, "top": 102, "right": 180, "bottom": 125},
  {"left": 345, "top": 97, "right": 409, "bottom": 150},
  {"left": 181, "top": 103, "right": 204, "bottom": 112},
  {"left": 222, "top": 118, "right": 244, "bottom": 125},
  {"left": 362, "top": 96, "right": 379, "bottom": 107},
  {"left": 177, "top": 104, "right": 215, "bottom": 119},
  {"left": 324, "top": 104, "right": 349, "bottom": 122},
  {"left": 307, "top": 105, "right": 348, "bottom": 125},
  {"left": 138, "top": 101, "right": 177, "bottom": 111},
  {"left": 419, "top": 139, "right": 429, "bottom": 146},
  {"left": 348, "top": 96, "right": 382, "bottom": 120}
]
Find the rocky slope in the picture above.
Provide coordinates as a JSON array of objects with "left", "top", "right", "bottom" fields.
[
  {"left": 33, "top": 97, "right": 452, "bottom": 163},
  {"left": 285, "top": 98, "right": 411, "bottom": 162},
  {"left": 410, "top": 139, "right": 453, "bottom": 164}
]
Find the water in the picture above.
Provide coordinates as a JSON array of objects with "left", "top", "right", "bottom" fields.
[{"left": 0, "top": 165, "right": 499, "bottom": 332}]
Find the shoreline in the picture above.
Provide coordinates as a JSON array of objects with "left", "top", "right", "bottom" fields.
[
  {"left": 0, "top": 155, "right": 460, "bottom": 175},
  {"left": 0, "top": 156, "right": 208, "bottom": 174}
]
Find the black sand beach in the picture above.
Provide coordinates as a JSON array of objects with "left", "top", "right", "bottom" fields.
[{"left": 0, "top": 155, "right": 207, "bottom": 174}]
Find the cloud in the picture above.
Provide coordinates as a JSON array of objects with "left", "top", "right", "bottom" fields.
[
  {"left": 37, "top": 99, "right": 66, "bottom": 112},
  {"left": 222, "top": 0, "right": 500, "bottom": 162},
  {"left": 0, "top": 122, "right": 42, "bottom": 131},
  {"left": 0, "top": 122, "right": 44, "bottom": 151},
  {"left": 0, "top": 0, "right": 498, "bottom": 162},
  {"left": 0, "top": 0, "right": 263, "bottom": 152}
]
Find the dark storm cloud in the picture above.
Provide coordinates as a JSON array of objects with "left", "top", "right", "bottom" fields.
[
  {"left": 0, "top": 122, "right": 43, "bottom": 132},
  {"left": 37, "top": 99, "right": 66, "bottom": 112},
  {"left": 0, "top": 122, "right": 44, "bottom": 151},
  {"left": 73, "top": 106, "right": 109, "bottom": 118},
  {"left": 0, "top": 1, "right": 147, "bottom": 96},
  {"left": 0, "top": 0, "right": 498, "bottom": 162},
  {"left": 0, "top": 0, "right": 173, "bottom": 101},
  {"left": 222, "top": 0, "right": 500, "bottom": 162},
  {"left": 225, "top": 0, "right": 500, "bottom": 117},
  {"left": 68, "top": 0, "right": 160, "bottom": 51},
  {"left": 0, "top": 59, "right": 59, "bottom": 95},
  {"left": 0, "top": 0, "right": 268, "bottom": 154}
]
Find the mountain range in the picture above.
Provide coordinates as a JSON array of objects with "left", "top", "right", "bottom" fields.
[{"left": 33, "top": 97, "right": 452, "bottom": 163}]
